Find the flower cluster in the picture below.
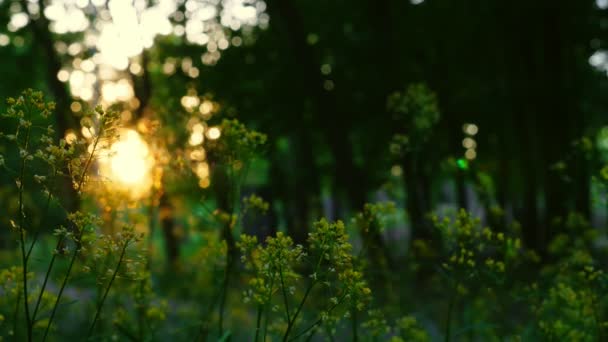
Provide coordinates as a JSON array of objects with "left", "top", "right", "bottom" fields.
[
  {"left": 206, "top": 118, "right": 267, "bottom": 166},
  {"left": 238, "top": 219, "right": 373, "bottom": 339},
  {"left": 306, "top": 219, "right": 373, "bottom": 320},
  {"left": 432, "top": 209, "right": 522, "bottom": 287},
  {"left": 242, "top": 194, "right": 270, "bottom": 215},
  {"left": 81, "top": 225, "right": 143, "bottom": 283},
  {"left": 238, "top": 232, "right": 304, "bottom": 305},
  {"left": 536, "top": 282, "right": 605, "bottom": 340}
]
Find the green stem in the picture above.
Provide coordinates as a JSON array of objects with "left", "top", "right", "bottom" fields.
[
  {"left": 87, "top": 238, "right": 129, "bottom": 338},
  {"left": 445, "top": 283, "right": 457, "bottom": 342},
  {"left": 282, "top": 237, "right": 328, "bottom": 342},
  {"left": 26, "top": 168, "right": 58, "bottom": 262},
  {"left": 262, "top": 276, "right": 276, "bottom": 342},
  {"left": 287, "top": 292, "right": 347, "bottom": 342},
  {"left": 254, "top": 304, "right": 263, "bottom": 342},
  {"left": 31, "top": 237, "right": 64, "bottom": 322},
  {"left": 41, "top": 232, "right": 83, "bottom": 342},
  {"left": 282, "top": 279, "right": 316, "bottom": 341},
  {"left": 279, "top": 264, "right": 291, "bottom": 322},
  {"left": 13, "top": 289, "right": 21, "bottom": 340},
  {"left": 262, "top": 305, "right": 270, "bottom": 342},
  {"left": 218, "top": 248, "right": 234, "bottom": 337},
  {"left": 18, "top": 125, "right": 32, "bottom": 342}
]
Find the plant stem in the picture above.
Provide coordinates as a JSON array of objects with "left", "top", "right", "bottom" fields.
[
  {"left": 42, "top": 233, "right": 82, "bottom": 342},
  {"left": 262, "top": 305, "right": 270, "bottom": 342},
  {"left": 262, "top": 276, "right": 276, "bottom": 342},
  {"left": 282, "top": 236, "right": 328, "bottom": 342},
  {"left": 279, "top": 264, "right": 291, "bottom": 322},
  {"left": 282, "top": 279, "right": 315, "bottom": 341},
  {"left": 254, "top": 304, "right": 263, "bottom": 342},
  {"left": 26, "top": 168, "right": 58, "bottom": 262},
  {"left": 445, "top": 283, "right": 457, "bottom": 342},
  {"left": 31, "top": 237, "right": 64, "bottom": 322},
  {"left": 13, "top": 289, "right": 21, "bottom": 340},
  {"left": 287, "top": 292, "right": 346, "bottom": 342},
  {"left": 18, "top": 125, "right": 32, "bottom": 342},
  {"left": 87, "top": 238, "right": 129, "bottom": 338},
  {"left": 218, "top": 248, "right": 234, "bottom": 337}
]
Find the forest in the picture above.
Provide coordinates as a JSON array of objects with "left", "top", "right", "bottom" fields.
[{"left": 1, "top": 0, "right": 608, "bottom": 341}]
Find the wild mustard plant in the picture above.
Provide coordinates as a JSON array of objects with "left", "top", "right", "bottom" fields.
[
  {"left": 239, "top": 218, "right": 373, "bottom": 341},
  {"left": 351, "top": 202, "right": 396, "bottom": 301},
  {"left": 238, "top": 232, "right": 305, "bottom": 341},
  {"left": 536, "top": 280, "right": 605, "bottom": 341},
  {"left": 0, "top": 90, "right": 139, "bottom": 341},
  {"left": 431, "top": 209, "right": 523, "bottom": 341},
  {"left": 530, "top": 212, "right": 608, "bottom": 341},
  {"left": 201, "top": 118, "right": 267, "bottom": 337}
]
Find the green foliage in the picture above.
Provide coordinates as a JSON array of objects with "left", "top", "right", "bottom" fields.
[
  {"left": 388, "top": 83, "right": 440, "bottom": 156},
  {"left": 432, "top": 209, "right": 523, "bottom": 285},
  {"left": 238, "top": 219, "right": 374, "bottom": 340},
  {"left": 1, "top": 89, "right": 608, "bottom": 342}
]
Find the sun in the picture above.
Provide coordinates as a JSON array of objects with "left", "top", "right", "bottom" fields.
[{"left": 97, "top": 128, "right": 154, "bottom": 198}]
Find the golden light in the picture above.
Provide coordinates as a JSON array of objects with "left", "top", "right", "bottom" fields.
[
  {"left": 189, "top": 148, "right": 206, "bottom": 161},
  {"left": 82, "top": 126, "right": 95, "bottom": 139},
  {"left": 465, "top": 148, "right": 477, "bottom": 160},
  {"left": 97, "top": 128, "right": 154, "bottom": 198},
  {"left": 181, "top": 94, "right": 200, "bottom": 111},
  {"left": 188, "top": 67, "right": 200, "bottom": 78},
  {"left": 195, "top": 162, "right": 210, "bottom": 179},
  {"left": 65, "top": 130, "right": 78, "bottom": 145},
  {"left": 189, "top": 131, "right": 204, "bottom": 146},
  {"left": 198, "top": 178, "right": 210, "bottom": 189},
  {"left": 199, "top": 100, "right": 213, "bottom": 115},
  {"left": 462, "top": 137, "right": 476, "bottom": 149},
  {"left": 207, "top": 126, "right": 221, "bottom": 140},
  {"left": 70, "top": 101, "right": 82, "bottom": 112},
  {"left": 57, "top": 69, "right": 69, "bottom": 82},
  {"left": 463, "top": 123, "right": 479, "bottom": 136}
]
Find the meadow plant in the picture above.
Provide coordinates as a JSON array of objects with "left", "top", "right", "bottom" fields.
[
  {"left": 431, "top": 209, "right": 523, "bottom": 341},
  {"left": 0, "top": 90, "right": 147, "bottom": 341},
  {"left": 239, "top": 218, "right": 373, "bottom": 341},
  {"left": 2, "top": 89, "right": 608, "bottom": 342}
]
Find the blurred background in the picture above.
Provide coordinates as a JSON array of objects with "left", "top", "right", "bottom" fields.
[{"left": 1, "top": 0, "right": 608, "bottom": 263}]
